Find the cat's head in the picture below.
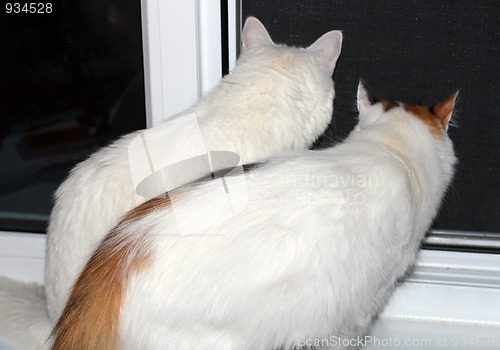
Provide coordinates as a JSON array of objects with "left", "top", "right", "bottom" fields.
[
  {"left": 355, "top": 81, "right": 458, "bottom": 140},
  {"left": 240, "top": 17, "right": 343, "bottom": 76},
  {"left": 354, "top": 81, "right": 458, "bottom": 190},
  {"left": 233, "top": 17, "right": 343, "bottom": 149}
]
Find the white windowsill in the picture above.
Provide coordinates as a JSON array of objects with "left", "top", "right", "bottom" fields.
[
  {"left": 0, "top": 231, "right": 499, "bottom": 349},
  {"left": 0, "top": 231, "right": 45, "bottom": 284}
]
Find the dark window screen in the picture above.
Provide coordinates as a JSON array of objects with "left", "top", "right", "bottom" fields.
[
  {"left": 243, "top": 0, "right": 499, "bottom": 234},
  {"left": 0, "top": 0, "right": 146, "bottom": 232}
]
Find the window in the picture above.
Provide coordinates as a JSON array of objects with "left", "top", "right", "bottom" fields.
[
  {"left": 242, "top": 0, "right": 500, "bottom": 252},
  {"left": 0, "top": 0, "right": 146, "bottom": 233}
]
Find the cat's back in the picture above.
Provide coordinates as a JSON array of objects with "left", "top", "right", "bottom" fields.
[
  {"left": 196, "top": 44, "right": 335, "bottom": 161},
  {"left": 147, "top": 146, "right": 413, "bottom": 244},
  {"left": 50, "top": 132, "right": 137, "bottom": 228},
  {"left": 120, "top": 147, "right": 415, "bottom": 349}
]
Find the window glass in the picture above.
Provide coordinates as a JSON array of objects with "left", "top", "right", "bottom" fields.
[
  {"left": 0, "top": 0, "right": 146, "bottom": 232},
  {"left": 243, "top": 0, "right": 500, "bottom": 235}
]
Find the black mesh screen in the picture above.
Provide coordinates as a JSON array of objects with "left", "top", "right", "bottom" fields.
[{"left": 243, "top": 0, "right": 500, "bottom": 233}]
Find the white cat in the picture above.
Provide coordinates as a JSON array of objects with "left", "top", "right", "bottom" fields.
[
  {"left": 53, "top": 82, "right": 458, "bottom": 350},
  {"left": 0, "top": 17, "right": 342, "bottom": 350}
]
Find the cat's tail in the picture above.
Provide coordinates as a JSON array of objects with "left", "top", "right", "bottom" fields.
[
  {"left": 52, "top": 196, "right": 169, "bottom": 350},
  {"left": 0, "top": 276, "right": 53, "bottom": 350}
]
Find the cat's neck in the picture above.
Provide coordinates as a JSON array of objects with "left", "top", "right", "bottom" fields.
[
  {"left": 348, "top": 117, "right": 454, "bottom": 227},
  {"left": 357, "top": 129, "right": 425, "bottom": 202}
]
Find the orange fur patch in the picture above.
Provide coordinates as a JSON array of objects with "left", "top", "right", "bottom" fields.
[
  {"left": 404, "top": 93, "right": 457, "bottom": 138},
  {"left": 404, "top": 104, "right": 444, "bottom": 138},
  {"left": 52, "top": 196, "right": 171, "bottom": 350},
  {"left": 382, "top": 100, "right": 397, "bottom": 112}
]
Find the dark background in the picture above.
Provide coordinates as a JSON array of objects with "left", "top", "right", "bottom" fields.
[
  {"left": 243, "top": 0, "right": 500, "bottom": 233},
  {"left": 0, "top": 0, "right": 146, "bottom": 232}
]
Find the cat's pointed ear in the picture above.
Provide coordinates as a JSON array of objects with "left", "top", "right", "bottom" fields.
[
  {"left": 241, "top": 17, "right": 274, "bottom": 52},
  {"left": 307, "top": 30, "right": 343, "bottom": 75},
  {"left": 432, "top": 91, "right": 459, "bottom": 131},
  {"left": 357, "top": 80, "right": 377, "bottom": 114}
]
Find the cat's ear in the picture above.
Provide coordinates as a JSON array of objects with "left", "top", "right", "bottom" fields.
[
  {"left": 432, "top": 91, "right": 459, "bottom": 131},
  {"left": 307, "top": 31, "right": 343, "bottom": 75},
  {"left": 357, "top": 80, "right": 377, "bottom": 114},
  {"left": 241, "top": 17, "right": 274, "bottom": 52}
]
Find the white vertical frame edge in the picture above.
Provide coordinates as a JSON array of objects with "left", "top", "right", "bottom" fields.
[
  {"left": 227, "top": 0, "right": 239, "bottom": 71},
  {"left": 141, "top": 0, "right": 199, "bottom": 127},
  {"left": 140, "top": 0, "right": 163, "bottom": 127},
  {"left": 198, "top": 1, "right": 222, "bottom": 95},
  {"left": 141, "top": 0, "right": 226, "bottom": 127}
]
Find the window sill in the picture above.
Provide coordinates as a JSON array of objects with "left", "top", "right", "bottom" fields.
[
  {"left": 364, "top": 257, "right": 500, "bottom": 348},
  {"left": 0, "top": 231, "right": 499, "bottom": 349},
  {"left": 0, "top": 231, "right": 45, "bottom": 284}
]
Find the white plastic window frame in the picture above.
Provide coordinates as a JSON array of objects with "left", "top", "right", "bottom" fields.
[
  {"left": 1, "top": 0, "right": 498, "bottom": 347},
  {"left": 141, "top": 0, "right": 238, "bottom": 127}
]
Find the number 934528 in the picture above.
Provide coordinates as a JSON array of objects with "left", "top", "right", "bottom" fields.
[{"left": 6, "top": 3, "right": 52, "bottom": 14}]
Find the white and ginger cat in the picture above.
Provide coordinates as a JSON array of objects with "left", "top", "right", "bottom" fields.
[
  {"left": 53, "top": 82, "right": 457, "bottom": 350},
  {"left": 0, "top": 17, "right": 342, "bottom": 350}
]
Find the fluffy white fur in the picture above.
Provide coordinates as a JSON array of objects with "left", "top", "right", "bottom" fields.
[
  {"left": 65, "top": 83, "right": 456, "bottom": 349},
  {"left": 0, "top": 17, "right": 342, "bottom": 349},
  {"left": 0, "top": 277, "right": 52, "bottom": 350}
]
